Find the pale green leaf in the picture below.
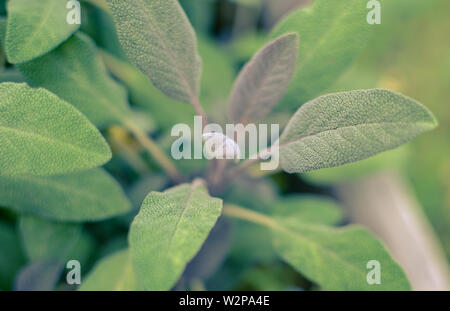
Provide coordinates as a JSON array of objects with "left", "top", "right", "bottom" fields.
[
  {"left": 80, "top": 250, "right": 138, "bottom": 291},
  {"left": 17, "top": 33, "right": 130, "bottom": 127},
  {"left": 129, "top": 180, "right": 222, "bottom": 290},
  {"left": 5, "top": 0, "right": 80, "bottom": 64},
  {"left": 273, "top": 224, "right": 411, "bottom": 290},
  {"left": 271, "top": 0, "right": 372, "bottom": 108},
  {"left": 278, "top": 89, "right": 437, "bottom": 173},
  {"left": 0, "top": 168, "right": 131, "bottom": 221},
  {"left": 107, "top": 0, "right": 202, "bottom": 103},
  {"left": 228, "top": 33, "right": 298, "bottom": 124},
  {"left": 19, "top": 215, "right": 82, "bottom": 261},
  {"left": 0, "top": 82, "right": 111, "bottom": 176},
  {"left": 271, "top": 196, "right": 344, "bottom": 227}
]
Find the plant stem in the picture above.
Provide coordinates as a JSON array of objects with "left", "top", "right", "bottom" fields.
[
  {"left": 223, "top": 204, "right": 277, "bottom": 229},
  {"left": 191, "top": 96, "right": 208, "bottom": 128},
  {"left": 122, "top": 119, "right": 182, "bottom": 183}
]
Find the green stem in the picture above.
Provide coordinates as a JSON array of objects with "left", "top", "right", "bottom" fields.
[
  {"left": 122, "top": 119, "right": 182, "bottom": 183},
  {"left": 223, "top": 204, "right": 277, "bottom": 229}
]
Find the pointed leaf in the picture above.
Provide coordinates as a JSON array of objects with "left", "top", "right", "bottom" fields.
[
  {"left": 278, "top": 89, "right": 437, "bottom": 173},
  {"left": 273, "top": 224, "right": 411, "bottom": 290},
  {"left": 107, "top": 0, "right": 202, "bottom": 103},
  {"left": 271, "top": 0, "right": 372, "bottom": 107},
  {"left": 19, "top": 215, "right": 82, "bottom": 261},
  {"left": 0, "top": 168, "right": 131, "bottom": 221},
  {"left": 228, "top": 33, "right": 298, "bottom": 124},
  {"left": 129, "top": 180, "right": 222, "bottom": 290},
  {"left": 18, "top": 33, "right": 130, "bottom": 127},
  {"left": 5, "top": 0, "right": 79, "bottom": 64},
  {"left": 80, "top": 250, "right": 138, "bottom": 291},
  {"left": 0, "top": 82, "right": 111, "bottom": 176}
]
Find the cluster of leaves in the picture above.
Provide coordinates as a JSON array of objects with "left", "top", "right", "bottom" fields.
[{"left": 0, "top": 0, "right": 438, "bottom": 290}]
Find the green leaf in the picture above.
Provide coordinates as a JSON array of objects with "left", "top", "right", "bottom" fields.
[
  {"left": 0, "top": 221, "right": 26, "bottom": 290},
  {"left": 271, "top": 196, "right": 344, "bottom": 227},
  {"left": 0, "top": 168, "right": 131, "bottom": 221},
  {"left": 273, "top": 224, "right": 411, "bottom": 290},
  {"left": 228, "top": 33, "right": 298, "bottom": 124},
  {"left": 80, "top": 250, "right": 138, "bottom": 291},
  {"left": 19, "top": 215, "right": 82, "bottom": 261},
  {"left": 107, "top": 0, "right": 202, "bottom": 103},
  {"left": 17, "top": 33, "right": 130, "bottom": 127},
  {"left": 278, "top": 89, "right": 437, "bottom": 173},
  {"left": 0, "top": 82, "right": 111, "bottom": 176},
  {"left": 14, "top": 258, "right": 63, "bottom": 291},
  {"left": 5, "top": 0, "right": 80, "bottom": 64},
  {"left": 129, "top": 180, "right": 222, "bottom": 290},
  {"left": 271, "top": 0, "right": 372, "bottom": 107}
]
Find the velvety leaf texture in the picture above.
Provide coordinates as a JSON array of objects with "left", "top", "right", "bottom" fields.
[
  {"left": 273, "top": 224, "right": 411, "bottom": 290},
  {"left": 80, "top": 250, "right": 137, "bottom": 291},
  {"left": 0, "top": 168, "right": 131, "bottom": 221},
  {"left": 278, "top": 89, "right": 437, "bottom": 173},
  {"left": 0, "top": 83, "right": 111, "bottom": 176},
  {"left": 107, "top": 0, "right": 202, "bottom": 103},
  {"left": 5, "top": 0, "right": 80, "bottom": 64},
  {"left": 129, "top": 180, "right": 222, "bottom": 290},
  {"left": 228, "top": 33, "right": 298, "bottom": 124},
  {"left": 18, "top": 33, "right": 130, "bottom": 127},
  {"left": 19, "top": 215, "right": 82, "bottom": 261},
  {"left": 271, "top": 0, "right": 372, "bottom": 107}
]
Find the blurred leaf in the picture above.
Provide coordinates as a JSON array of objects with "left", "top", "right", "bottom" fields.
[
  {"left": 5, "top": 0, "right": 79, "bottom": 64},
  {"left": 0, "top": 83, "right": 111, "bottom": 176},
  {"left": 127, "top": 174, "right": 167, "bottom": 209},
  {"left": 228, "top": 33, "right": 298, "bottom": 124},
  {"left": 13, "top": 258, "right": 63, "bottom": 291},
  {"left": 0, "top": 221, "right": 26, "bottom": 290},
  {"left": 80, "top": 250, "right": 137, "bottom": 291},
  {"left": 19, "top": 215, "right": 82, "bottom": 261},
  {"left": 107, "top": 0, "right": 202, "bottom": 103},
  {"left": 129, "top": 180, "right": 222, "bottom": 290},
  {"left": 278, "top": 89, "right": 437, "bottom": 173},
  {"left": 304, "top": 146, "right": 410, "bottom": 184},
  {"left": 0, "top": 168, "right": 131, "bottom": 222},
  {"left": 271, "top": 0, "right": 372, "bottom": 108},
  {"left": 273, "top": 224, "right": 411, "bottom": 290},
  {"left": 18, "top": 33, "right": 130, "bottom": 127},
  {"left": 271, "top": 196, "right": 344, "bottom": 226}
]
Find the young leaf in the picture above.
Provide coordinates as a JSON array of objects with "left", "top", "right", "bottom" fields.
[
  {"left": 273, "top": 224, "right": 411, "bottom": 290},
  {"left": 278, "top": 89, "right": 437, "bottom": 173},
  {"left": 19, "top": 215, "right": 82, "bottom": 261},
  {"left": 5, "top": 0, "right": 80, "bottom": 64},
  {"left": 129, "top": 180, "right": 222, "bottom": 290},
  {"left": 107, "top": 0, "right": 202, "bottom": 103},
  {"left": 80, "top": 250, "right": 138, "bottom": 291},
  {"left": 228, "top": 33, "right": 298, "bottom": 124},
  {"left": 0, "top": 83, "right": 111, "bottom": 176},
  {"left": 0, "top": 168, "right": 131, "bottom": 221},
  {"left": 271, "top": 0, "right": 372, "bottom": 107},
  {"left": 17, "top": 33, "right": 130, "bottom": 127}
]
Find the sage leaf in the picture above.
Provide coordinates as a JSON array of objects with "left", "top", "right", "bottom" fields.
[
  {"left": 0, "top": 168, "right": 131, "bottom": 221},
  {"left": 129, "top": 180, "right": 222, "bottom": 290},
  {"left": 19, "top": 215, "right": 82, "bottom": 261},
  {"left": 228, "top": 33, "right": 298, "bottom": 124},
  {"left": 107, "top": 0, "right": 202, "bottom": 103},
  {"left": 271, "top": 0, "right": 372, "bottom": 107},
  {"left": 273, "top": 224, "right": 411, "bottom": 290},
  {"left": 18, "top": 33, "right": 130, "bottom": 127},
  {"left": 5, "top": 0, "right": 80, "bottom": 64},
  {"left": 80, "top": 250, "right": 138, "bottom": 291},
  {"left": 278, "top": 89, "right": 437, "bottom": 173},
  {"left": 0, "top": 82, "right": 111, "bottom": 176},
  {"left": 271, "top": 196, "right": 343, "bottom": 227}
]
